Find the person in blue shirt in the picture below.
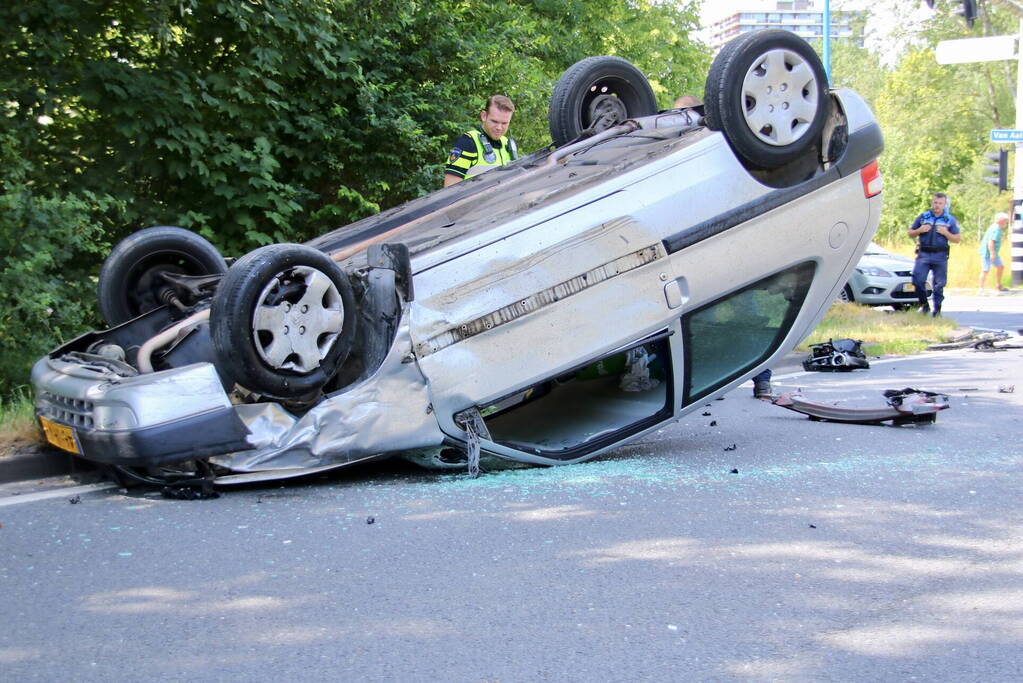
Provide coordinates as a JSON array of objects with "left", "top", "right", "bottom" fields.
[
  {"left": 908, "top": 192, "right": 961, "bottom": 316},
  {"left": 977, "top": 211, "right": 1010, "bottom": 294}
]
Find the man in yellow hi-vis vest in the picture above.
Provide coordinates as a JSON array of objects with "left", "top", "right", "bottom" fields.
[{"left": 443, "top": 95, "right": 519, "bottom": 187}]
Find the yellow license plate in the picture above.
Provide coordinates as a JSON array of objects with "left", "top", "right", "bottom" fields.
[
  {"left": 904, "top": 283, "right": 915, "bottom": 292},
  {"left": 39, "top": 416, "right": 81, "bottom": 455}
]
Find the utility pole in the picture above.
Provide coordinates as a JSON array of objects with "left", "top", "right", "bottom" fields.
[
  {"left": 823, "top": 0, "right": 832, "bottom": 81},
  {"left": 1013, "top": 18, "right": 1023, "bottom": 284}
]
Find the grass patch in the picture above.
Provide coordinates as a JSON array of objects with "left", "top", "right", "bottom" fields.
[
  {"left": 799, "top": 302, "right": 959, "bottom": 356},
  {"left": 879, "top": 239, "right": 1010, "bottom": 291},
  {"left": 0, "top": 391, "right": 42, "bottom": 455}
]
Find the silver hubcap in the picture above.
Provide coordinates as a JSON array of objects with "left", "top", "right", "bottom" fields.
[
  {"left": 252, "top": 265, "right": 344, "bottom": 373},
  {"left": 741, "top": 48, "right": 818, "bottom": 146}
]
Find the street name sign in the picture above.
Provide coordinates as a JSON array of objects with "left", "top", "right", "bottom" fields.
[
  {"left": 936, "top": 35, "right": 1016, "bottom": 65},
  {"left": 991, "top": 129, "right": 1023, "bottom": 143}
]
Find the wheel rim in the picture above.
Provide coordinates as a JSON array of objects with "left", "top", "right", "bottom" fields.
[
  {"left": 251, "top": 265, "right": 344, "bottom": 373},
  {"left": 580, "top": 77, "right": 644, "bottom": 131},
  {"left": 741, "top": 48, "right": 819, "bottom": 147},
  {"left": 837, "top": 288, "right": 850, "bottom": 303}
]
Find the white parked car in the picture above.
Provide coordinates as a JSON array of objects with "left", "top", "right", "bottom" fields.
[
  {"left": 32, "top": 30, "right": 884, "bottom": 489},
  {"left": 838, "top": 243, "right": 929, "bottom": 310}
]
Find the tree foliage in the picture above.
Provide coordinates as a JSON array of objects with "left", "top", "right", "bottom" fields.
[
  {"left": 843, "top": 0, "right": 1018, "bottom": 243},
  {"left": 0, "top": 0, "right": 706, "bottom": 397}
]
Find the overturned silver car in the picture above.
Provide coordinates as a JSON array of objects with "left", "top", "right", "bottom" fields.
[{"left": 33, "top": 31, "right": 883, "bottom": 487}]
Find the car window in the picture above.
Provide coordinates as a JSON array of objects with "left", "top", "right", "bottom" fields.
[
  {"left": 682, "top": 262, "right": 815, "bottom": 404},
  {"left": 481, "top": 335, "right": 674, "bottom": 459}
]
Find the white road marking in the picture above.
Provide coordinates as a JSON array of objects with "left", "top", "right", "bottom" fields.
[{"left": 0, "top": 482, "right": 119, "bottom": 508}]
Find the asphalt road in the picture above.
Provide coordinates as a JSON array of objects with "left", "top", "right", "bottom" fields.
[
  {"left": 938, "top": 289, "right": 1023, "bottom": 332},
  {"left": 2, "top": 297, "right": 1021, "bottom": 681}
]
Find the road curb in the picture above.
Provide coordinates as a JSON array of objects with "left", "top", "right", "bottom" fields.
[{"left": 0, "top": 442, "right": 91, "bottom": 486}]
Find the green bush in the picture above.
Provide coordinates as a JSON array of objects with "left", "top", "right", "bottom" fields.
[
  {"left": 0, "top": 0, "right": 707, "bottom": 398},
  {"left": 0, "top": 134, "right": 123, "bottom": 397}
]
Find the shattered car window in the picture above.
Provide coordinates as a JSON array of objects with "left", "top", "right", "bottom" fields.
[{"left": 482, "top": 335, "right": 673, "bottom": 458}]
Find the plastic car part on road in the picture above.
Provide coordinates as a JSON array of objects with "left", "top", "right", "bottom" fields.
[
  {"left": 802, "top": 338, "right": 870, "bottom": 372},
  {"left": 772, "top": 388, "right": 950, "bottom": 425}
]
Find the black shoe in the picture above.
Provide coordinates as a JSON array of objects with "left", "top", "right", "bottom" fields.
[
  {"left": 918, "top": 302, "right": 930, "bottom": 314},
  {"left": 932, "top": 307, "right": 941, "bottom": 318},
  {"left": 753, "top": 379, "right": 773, "bottom": 398}
]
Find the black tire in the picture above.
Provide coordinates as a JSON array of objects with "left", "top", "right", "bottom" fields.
[
  {"left": 548, "top": 56, "right": 658, "bottom": 147},
  {"left": 703, "top": 30, "right": 829, "bottom": 169},
  {"left": 210, "top": 244, "right": 357, "bottom": 400},
  {"left": 837, "top": 284, "right": 853, "bottom": 304},
  {"left": 98, "top": 226, "right": 228, "bottom": 326}
]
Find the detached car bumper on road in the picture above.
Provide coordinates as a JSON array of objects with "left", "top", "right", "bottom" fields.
[{"left": 33, "top": 31, "right": 884, "bottom": 486}]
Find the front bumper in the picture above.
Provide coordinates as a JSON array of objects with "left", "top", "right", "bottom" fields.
[
  {"left": 33, "top": 357, "right": 251, "bottom": 466},
  {"left": 851, "top": 277, "right": 930, "bottom": 305}
]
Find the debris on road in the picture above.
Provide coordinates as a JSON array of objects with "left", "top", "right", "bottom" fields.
[
  {"left": 928, "top": 330, "right": 1018, "bottom": 351},
  {"left": 802, "top": 339, "right": 870, "bottom": 372},
  {"left": 771, "top": 387, "right": 949, "bottom": 425}
]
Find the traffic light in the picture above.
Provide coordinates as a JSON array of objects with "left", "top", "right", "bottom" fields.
[
  {"left": 922, "top": 1, "right": 978, "bottom": 28},
  {"left": 956, "top": 0, "right": 978, "bottom": 27},
  {"left": 984, "top": 148, "right": 1008, "bottom": 192}
]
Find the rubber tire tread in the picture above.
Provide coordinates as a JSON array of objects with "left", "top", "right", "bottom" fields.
[
  {"left": 703, "top": 29, "right": 829, "bottom": 169},
  {"left": 98, "top": 226, "right": 227, "bottom": 327},
  {"left": 703, "top": 30, "right": 766, "bottom": 133},
  {"left": 548, "top": 56, "right": 658, "bottom": 147},
  {"left": 210, "top": 244, "right": 357, "bottom": 400}
]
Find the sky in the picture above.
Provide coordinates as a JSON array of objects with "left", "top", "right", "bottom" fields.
[
  {"left": 699, "top": 0, "right": 882, "bottom": 27},
  {"left": 700, "top": 0, "right": 780, "bottom": 26},
  {"left": 697, "top": 0, "right": 932, "bottom": 66}
]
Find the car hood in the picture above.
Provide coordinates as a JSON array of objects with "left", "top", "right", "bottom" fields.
[{"left": 859, "top": 253, "right": 914, "bottom": 270}]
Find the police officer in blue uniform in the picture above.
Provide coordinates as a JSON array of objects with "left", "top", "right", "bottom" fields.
[
  {"left": 444, "top": 95, "right": 518, "bottom": 187},
  {"left": 908, "top": 192, "right": 960, "bottom": 316}
]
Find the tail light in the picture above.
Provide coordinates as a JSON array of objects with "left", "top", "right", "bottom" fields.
[{"left": 861, "top": 160, "right": 883, "bottom": 198}]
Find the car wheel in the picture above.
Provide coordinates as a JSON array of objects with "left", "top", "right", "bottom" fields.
[
  {"left": 548, "top": 56, "right": 658, "bottom": 147},
  {"left": 210, "top": 244, "right": 357, "bottom": 400},
  {"left": 703, "top": 29, "right": 829, "bottom": 169},
  {"left": 98, "top": 226, "right": 228, "bottom": 326},
  {"left": 836, "top": 285, "right": 853, "bottom": 304}
]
